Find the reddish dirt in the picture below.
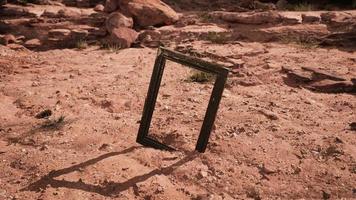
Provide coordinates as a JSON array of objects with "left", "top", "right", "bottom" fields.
[{"left": 0, "top": 39, "right": 355, "bottom": 199}]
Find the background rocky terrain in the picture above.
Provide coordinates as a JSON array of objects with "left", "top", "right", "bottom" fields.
[{"left": 0, "top": 0, "right": 355, "bottom": 199}]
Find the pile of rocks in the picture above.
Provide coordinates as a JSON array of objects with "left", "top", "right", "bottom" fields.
[{"left": 101, "top": 0, "right": 179, "bottom": 48}]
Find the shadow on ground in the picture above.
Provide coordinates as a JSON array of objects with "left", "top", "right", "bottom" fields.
[{"left": 23, "top": 146, "right": 198, "bottom": 197}]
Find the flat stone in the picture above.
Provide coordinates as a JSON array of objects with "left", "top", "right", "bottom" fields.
[
  {"left": 210, "top": 11, "right": 282, "bottom": 24},
  {"left": 24, "top": 38, "right": 41, "bottom": 48},
  {"left": 48, "top": 29, "right": 71, "bottom": 39}
]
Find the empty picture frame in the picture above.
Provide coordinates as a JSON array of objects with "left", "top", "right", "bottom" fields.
[{"left": 136, "top": 47, "right": 229, "bottom": 153}]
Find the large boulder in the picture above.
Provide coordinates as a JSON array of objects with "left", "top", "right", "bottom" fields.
[
  {"left": 118, "top": 0, "right": 179, "bottom": 27},
  {"left": 106, "top": 12, "right": 134, "bottom": 34},
  {"left": 108, "top": 27, "right": 138, "bottom": 48}
]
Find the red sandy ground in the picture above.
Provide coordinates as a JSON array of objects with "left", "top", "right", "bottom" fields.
[{"left": 0, "top": 41, "right": 355, "bottom": 199}]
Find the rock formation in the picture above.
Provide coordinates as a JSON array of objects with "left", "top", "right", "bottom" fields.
[{"left": 103, "top": 0, "right": 179, "bottom": 48}]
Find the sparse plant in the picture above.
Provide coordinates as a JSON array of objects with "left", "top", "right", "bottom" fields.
[
  {"left": 101, "top": 42, "right": 123, "bottom": 52},
  {"left": 41, "top": 115, "right": 65, "bottom": 130},
  {"left": 291, "top": 2, "right": 315, "bottom": 11},
  {"left": 200, "top": 12, "right": 213, "bottom": 22},
  {"left": 75, "top": 39, "right": 88, "bottom": 50},
  {"left": 206, "top": 32, "right": 230, "bottom": 44},
  {"left": 296, "top": 38, "right": 319, "bottom": 49},
  {"left": 280, "top": 35, "right": 319, "bottom": 49},
  {"left": 187, "top": 70, "right": 215, "bottom": 83},
  {"left": 17, "top": 0, "right": 29, "bottom": 5}
]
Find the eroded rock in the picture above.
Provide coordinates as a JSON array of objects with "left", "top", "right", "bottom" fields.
[
  {"left": 321, "top": 12, "right": 355, "bottom": 30},
  {"left": 58, "top": 8, "right": 81, "bottom": 18},
  {"left": 0, "top": 34, "right": 17, "bottom": 46},
  {"left": 106, "top": 12, "right": 134, "bottom": 34},
  {"left": 104, "top": 0, "right": 118, "bottom": 13},
  {"left": 107, "top": 27, "right": 138, "bottom": 48},
  {"left": 302, "top": 14, "right": 321, "bottom": 24},
  {"left": 306, "top": 80, "right": 355, "bottom": 93},
  {"left": 24, "top": 38, "right": 41, "bottom": 48},
  {"left": 210, "top": 11, "right": 282, "bottom": 24},
  {"left": 94, "top": 4, "right": 104, "bottom": 12},
  {"left": 138, "top": 29, "right": 162, "bottom": 47},
  {"left": 118, "top": 0, "right": 179, "bottom": 27},
  {"left": 48, "top": 29, "right": 71, "bottom": 40}
]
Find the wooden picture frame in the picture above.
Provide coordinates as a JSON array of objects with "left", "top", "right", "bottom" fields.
[{"left": 136, "top": 47, "right": 229, "bottom": 153}]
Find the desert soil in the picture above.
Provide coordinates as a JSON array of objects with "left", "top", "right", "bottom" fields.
[{"left": 0, "top": 38, "right": 355, "bottom": 199}]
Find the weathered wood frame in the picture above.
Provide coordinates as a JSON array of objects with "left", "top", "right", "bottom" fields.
[{"left": 136, "top": 47, "right": 229, "bottom": 153}]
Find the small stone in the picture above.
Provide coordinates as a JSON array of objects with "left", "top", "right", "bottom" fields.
[
  {"left": 258, "top": 109, "right": 279, "bottom": 120},
  {"left": 198, "top": 170, "right": 208, "bottom": 179},
  {"left": 322, "top": 190, "right": 331, "bottom": 199},
  {"left": 335, "top": 137, "right": 343, "bottom": 143},
  {"left": 156, "top": 185, "right": 164, "bottom": 193},
  {"left": 99, "top": 143, "right": 111, "bottom": 151},
  {"left": 31, "top": 81, "right": 40, "bottom": 87},
  {"left": 40, "top": 145, "right": 48, "bottom": 151},
  {"left": 350, "top": 122, "right": 356, "bottom": 131},
  {"left": 124, "top": 100, "right": 131, "bottom": 108},
  {"left": 35, "top": 109, "right": 52, "bottom": 119}
]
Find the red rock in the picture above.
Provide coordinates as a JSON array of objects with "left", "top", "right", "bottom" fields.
[
  {"left": 48, "top": 29, "right": 71, "bottom": 40},
  {"left": 94, "top": 4, "right": 104, "bottom": 12},
  {"left": 0, "top": 34, "right": 16, "bottom": 46},
  {"left": 138, "top": 29, "right": 162, "bottom": 48},
  {"left": 104, "top": 0, "right": 118, "bottom": 13},
  {"left": 321, "top": 12, "right": 355, "bottom": 30},
  {"left": 118, "top": 0, "right": 179, "bottom": 27},
  {"left": 210, "top": 11, "right": 282, "bottom": 24},
  {"left": 106, "top": 12, "right": 134, "bottom": 34},
  {"left": 108, "top": 27, "right": 138, "bottom": 48},
  {"left": 302, "top": 14, "right": 321, "bottom": 24},
  {"left": 24, "top": 39, "right": 41, "bottom": 48},
  {"left": 138, "top": 29, "right": 161, "bottom": 41},
  {"left": 58, "top": 8, "right": 81, "bottom": 18}
]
